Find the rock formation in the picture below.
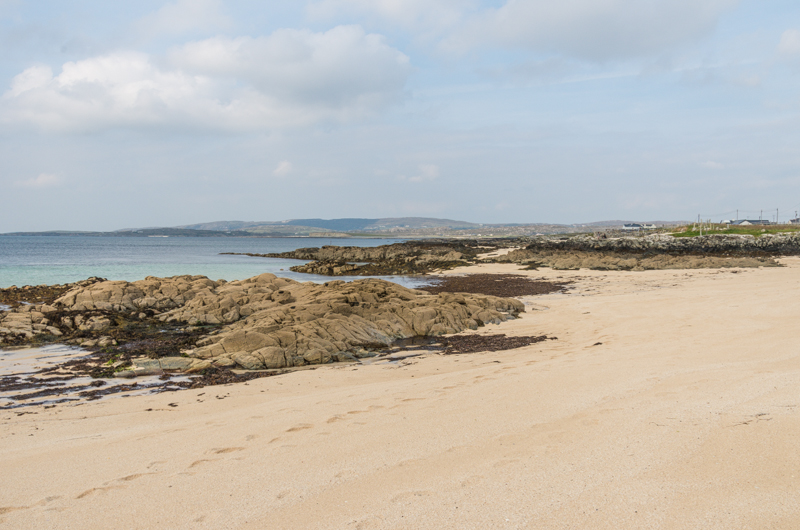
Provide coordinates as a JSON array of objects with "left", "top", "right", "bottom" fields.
[
  {"left": 225, "top": 241, "right": 481, "bottom": 276},
  {"left": 1, "top": 273, "right": 524, "bottom": 372},
  {"left": 492, "top": 233, "right": 793, "bottom": 270},
  {"left": 227, "top": 233, "right": 799, "bottom": 275}
]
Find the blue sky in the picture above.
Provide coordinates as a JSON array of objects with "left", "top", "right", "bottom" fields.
[{"left": 2, "top": 0, "right": 800, "bottom": 230}]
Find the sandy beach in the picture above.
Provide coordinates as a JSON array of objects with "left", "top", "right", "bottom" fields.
[{"left": 3, "top": 260, "right": 800, "bottom": 529}]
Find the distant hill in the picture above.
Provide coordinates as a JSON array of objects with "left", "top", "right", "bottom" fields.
[
  {"left": 179, "top": 217, "right": 481, "bottom": 234},
  {"left": 2, "top": 228, "right": 253, "bottom": 237},
  {"left": 281, "top": 217, "right": 479, "bottom": 232},
  {"left": 177, "top": 221, "right": 270, "bottom": 231},
  {"left": 3, "top": 217, "right": 689, "bottom": 238}
]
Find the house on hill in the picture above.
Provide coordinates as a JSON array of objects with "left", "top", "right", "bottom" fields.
[{"left": 729, "top": 219, "right": 771, "bottom": 226}]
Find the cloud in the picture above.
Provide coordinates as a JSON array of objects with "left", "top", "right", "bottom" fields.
[
  {"left": 134, "top": 0, "right": 232, "bottom": 39},
  {"left": 702, "top": 161, "right": 725, "bottom": 170},
  {"left": 14, "top": 173, "right": 61, "bottom": 188},
  {"left": 273, "top": 160, "right": 293, "bottom": 177},
  {"left": 401, "top": 163, "right": 439, "bottom": 182},
  {"left": 322, "top": 0, "right": 737, "bottom": 62},
  {"left": 444, "top": 0, "right": 738, "bottom": 61},
  {"left": 169, "top": 26, "right": 410, "bottom": 109},
  {"left": 778, "top": 29, "right": 800, "bottom": 55},
  {"left": 1, "top": 26, "right": 411, "bottom": 132},
  {"left": 308, "top": 0, "right": 472, "bottom": 34}
]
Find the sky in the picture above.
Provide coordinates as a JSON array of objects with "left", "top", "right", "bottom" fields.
[{"left": 2, "top": 0, "right": 800, "bottom": 231}]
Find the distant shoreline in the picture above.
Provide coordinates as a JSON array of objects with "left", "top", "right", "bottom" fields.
[{"left": 0, "top": 230, "right": 402, "bottom": 239}]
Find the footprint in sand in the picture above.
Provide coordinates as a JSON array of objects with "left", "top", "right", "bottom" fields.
[
  {"left": 117, "top": 473, "right": 153, "bottom": 482},
  {"left": 461, "top": 475, "right": 485, "bottom": 487},
  {"left": 492, "top": 458, "right": 521, "bottom": 469},
  {"left": 189, "top": 459, "right": 215, "bottom": 468},
  {"left": 211, "top": 447, "right": 245, "bottom": 454},
  {"left": 76, "top": 485, "right": 124, "bottom": 499},
  {"left": 286, "top": 423, "right": 313, "bottom": 432},
  {"left": 276, "top": 488, "right": 300, "bottom": 500},
  {"left": 334, "top": 469, "right": 356, "bottom": 480}
]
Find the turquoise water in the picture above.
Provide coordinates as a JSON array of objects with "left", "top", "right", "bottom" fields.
[{"left": 0, "top": 236, "right": 426, "bottom": 288}]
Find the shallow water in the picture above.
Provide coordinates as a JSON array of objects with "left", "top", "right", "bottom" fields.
[
  {"left": 0, "top": 235, "right": 428, "bottom": 289},
  {"left": 0, "top": 236, "right": 440, "bottom": 408},
  {"left": 0, "top": 344, "right": 190, "bottom": 409}
]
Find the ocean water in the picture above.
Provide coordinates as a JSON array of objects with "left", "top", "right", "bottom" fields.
[{"left": 0, "top": 235, "right": 427, "bottom": 289}]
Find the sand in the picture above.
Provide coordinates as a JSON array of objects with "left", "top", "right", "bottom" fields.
[{"left": 2, "top": 260, "right": 800, "bottom": 529}]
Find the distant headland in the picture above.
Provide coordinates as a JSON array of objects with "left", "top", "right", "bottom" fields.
[{"left": 1, "top": 217, "right": 683, "bottom": 238}]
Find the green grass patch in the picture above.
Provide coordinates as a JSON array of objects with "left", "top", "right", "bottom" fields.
[{"left": 672, "top": 225, "right": 800, "bottom": 238}]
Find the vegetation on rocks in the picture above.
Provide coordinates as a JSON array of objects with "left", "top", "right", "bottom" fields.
[{"left": 671, "top": 224, "right": 800, "bottom": 238}]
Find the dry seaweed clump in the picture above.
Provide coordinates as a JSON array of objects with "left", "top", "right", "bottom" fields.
[
  {"left": 6, "top": 273, "right": 524, "bottom": 371},
  {"left": 419, "top": 274, "right": 568, "bottom": 297},
  {"left": 0, "top": 277, "right": 105, "bottom": 310}
]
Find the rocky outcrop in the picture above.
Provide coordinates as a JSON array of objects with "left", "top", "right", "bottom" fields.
[
  {"left": 262, "top": 242, "right": 477, "bottom": 262},
  {"left": 0, "top": 277, "right": 105, "bottom": 310},
  {"left": 228, "top": 234, "right": 799, "bottom": 276},
  {"left": 498, "top": 249, "right": 778, "bottom": 271},
  {"left": 224, "top": 241, "right": 481, "bottom": 276},
  {"left": 1, "top": 273, "right": 524, "bottom": 371},
  {"left": 491, "top": 233, "right": 793, "bottom": 270},
  {"left": 0, "top": 304, "right": 63, "bottom": 343},
  {"left": 515, "top": 233, "right": 800, "bottom": 256}
]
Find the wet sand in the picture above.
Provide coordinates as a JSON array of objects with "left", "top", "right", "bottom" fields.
[{"left": 2, "top": 260, "right": 800, "bottom": 529}]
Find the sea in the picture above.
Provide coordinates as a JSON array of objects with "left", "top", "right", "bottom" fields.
[
  {"left": 0, "top": 235, "right": 434, "bottom": 407},
  {"left": 0, "top": 235, "right": 429, "bottom": 289}
]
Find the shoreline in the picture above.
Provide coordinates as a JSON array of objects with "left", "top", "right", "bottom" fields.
[
  {"left": 2, "top": 260, "right": 800, "bottom": 527},
  {"left": 0, "top": 270, "right": 563, "bottom": 409}
]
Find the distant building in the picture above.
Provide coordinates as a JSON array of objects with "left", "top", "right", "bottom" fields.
[
  {"left": 621, "top": 223, "right": 656, "bottom": 231},
  {"left": 790, "top": 218, "right": 800, "bottom": 225},
  {"left": 729, "top": 219, "right": 771, "bottom": 226}
]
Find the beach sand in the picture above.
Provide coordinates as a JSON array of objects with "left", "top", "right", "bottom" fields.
[{"left": 2, "top": 260, "right": 800, "bottom": 529}]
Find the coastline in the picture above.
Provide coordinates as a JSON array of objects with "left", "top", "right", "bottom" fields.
[{"left": 3, "top": 259, "right": 800, "bottom": 528}]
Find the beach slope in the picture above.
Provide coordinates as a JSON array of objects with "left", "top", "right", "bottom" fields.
[{"left": 2, "top": 260, "right": 800, "bottom": 529}]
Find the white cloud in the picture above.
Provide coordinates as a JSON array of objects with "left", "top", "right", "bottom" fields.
[
  {"left": 134, "top": 0, "right": 232, "bottom": 38},
  {"left": 14, "top": 173, "right": 62, "bottom": 188},
  {"left": 308, "top": 0, "right": 473, "bottom": 34},
  {"left": 778, "top": 29, "right": 800, "bottom": 55},
  {"left": 1, "top": 26, "right": 411, "bottom": 132},
  {"left": 273, "top": 160, "right": 293, "bottom": 177},
  {"left": 401, "top": 163, "right": 440, "bottom": 183},
  {"left": 324, "top": 0, "right": 737, "bottom": 62},
  {"left": 448, "top": 0, "right": 738, "bottom": 60},
  {"left": 702, "top": 161, "right": 725, "bottom": 170},
  {"left": 169, "top": 26, "right": 410, "bottom": 109}
]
